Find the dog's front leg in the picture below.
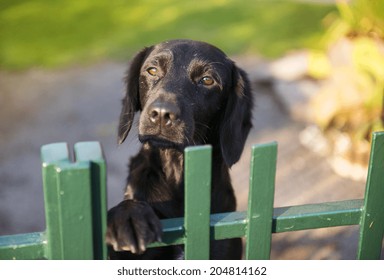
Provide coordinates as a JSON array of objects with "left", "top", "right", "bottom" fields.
[{"left": 106, "top": 199, "right": 162, "bottom": 255}]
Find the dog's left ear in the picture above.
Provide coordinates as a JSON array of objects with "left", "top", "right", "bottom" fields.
[{"left": 219, "top": 63, "right": 253, "bottom": 167}]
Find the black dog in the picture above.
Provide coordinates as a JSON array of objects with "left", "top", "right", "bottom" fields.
[{"left": 106, "top": 39, "right": 253, "bottom": 259}]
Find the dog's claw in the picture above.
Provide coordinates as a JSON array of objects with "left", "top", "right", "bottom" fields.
[{"left": 106, "top": 199, "right": 162, "bottom": 255}]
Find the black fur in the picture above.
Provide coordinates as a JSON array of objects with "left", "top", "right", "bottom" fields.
[{"left": 107, "top": 40, "right": 253, "bottom": 259}]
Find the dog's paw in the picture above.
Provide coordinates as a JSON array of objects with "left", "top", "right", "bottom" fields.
[{"left": 106, "top": 200, "right": 162, "bottom": 254}]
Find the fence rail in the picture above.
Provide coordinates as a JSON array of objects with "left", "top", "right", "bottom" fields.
[
  {"left": 0, "top": 132, "right": 383, "bottom": 260},
  {"left": 0, "top": 142, "right": 107, "bottom": 260}
]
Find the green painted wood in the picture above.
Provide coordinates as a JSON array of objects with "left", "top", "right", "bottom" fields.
[
  {"left": 148, "top": 200, "right": 364, "bottom": 250},
  {"left": 184, "top": 146, "right": 212, "bottom": 260},
  {"left": 0, "top": 232, "right": 46, "bottom": 260},
  {"left": 41, "top": 142, "right": 71, "bottom": 164},
  {"left": 55, "top": 162, "right": 94, "bottom": 259},
  {"left": 210, "top": 211, "right": 248, "bottom": 240},
  {"left": 357, "top": 132, "right": 384, "bottom": 259},
  {"left": 41, "top": 142, "right": 102, "bottom": 259},
  {"left": 273, "top": 199, "right": 364, "bottom": 232},
  {"left": 75, "top": 142, "right": 108, "bottom": 260},
  {"left": 0, "top": 142, "right": 106, "bottom": 260},
  {"left": 246, "top": 142, "right": 277, "bottom": 259},
  {"left": 147, "top": 217, "right": 185, "bottom": 248},
  {"left": 41, "top": 143, "right": 70, "bottom": 259},
  {"left": 1, "top": 137, "right": 383, "bottom": 260}
]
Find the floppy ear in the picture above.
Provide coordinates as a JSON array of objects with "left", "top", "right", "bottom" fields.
[
  {"left": 219, "top": 64, "right": 253, "bottom": 167},
  {"left": 118, "top": 47, "right": 153, "bottom": 144}
]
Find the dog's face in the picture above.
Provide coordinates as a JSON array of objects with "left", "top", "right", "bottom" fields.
[
  {"left": 137, "top": 41, "right": 231, "bottom": 148},
  {"left": 119, "top": 40, "right": 253, "bottom": 167}
]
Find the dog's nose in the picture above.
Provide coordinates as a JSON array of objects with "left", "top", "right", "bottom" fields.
[{"left": 148, "top": 101, "right": 179, "bottom": 127}]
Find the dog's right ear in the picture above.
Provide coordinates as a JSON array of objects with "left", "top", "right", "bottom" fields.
[{"left": 118, "top": 47, "right": 153, "bottom": 144}]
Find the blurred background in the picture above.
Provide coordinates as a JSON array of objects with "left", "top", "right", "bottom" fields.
[{"left": 0, "top": 0, "right": 383, "bottom": 259}]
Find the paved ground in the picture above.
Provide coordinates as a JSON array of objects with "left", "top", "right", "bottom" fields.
[{"left": 0, "top": 58, "right": 381, "bottom": 259}]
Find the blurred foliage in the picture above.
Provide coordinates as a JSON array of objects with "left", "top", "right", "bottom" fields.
[
  {"left": 325, "top": 0, "right": 384, "bottom": 40},
  {"left": 308, "top": 0, "right": 384, "bottom": 164},
  {"left": 0, "top": 0, "right": 335, "bottom": 70}
]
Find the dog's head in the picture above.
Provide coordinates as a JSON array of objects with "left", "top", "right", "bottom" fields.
[{"left": 118, "top": 40, "right": 253, "bottom": 167}]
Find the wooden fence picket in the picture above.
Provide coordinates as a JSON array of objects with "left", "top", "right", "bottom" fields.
[{"left": 0, "top": 133, "right": 383, "bottom": 260}]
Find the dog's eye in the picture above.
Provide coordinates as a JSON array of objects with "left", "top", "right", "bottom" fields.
[
  {"left": 147, "top": 67, "right": 158, "bottom": 76},
  {"left": 200, "top": 76, "right": 214, "bottom": 86}
]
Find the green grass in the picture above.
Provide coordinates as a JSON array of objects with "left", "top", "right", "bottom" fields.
[{"left": 0, "top": 0, "right": 335, "bottom": 70}]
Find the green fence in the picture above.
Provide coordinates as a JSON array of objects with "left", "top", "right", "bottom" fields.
[
  {"left": 0, "top": 142, "right": 108, "bottom": 260},
  {"left": 1, "top": 132, "right": 383, "bottom": 260}
]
